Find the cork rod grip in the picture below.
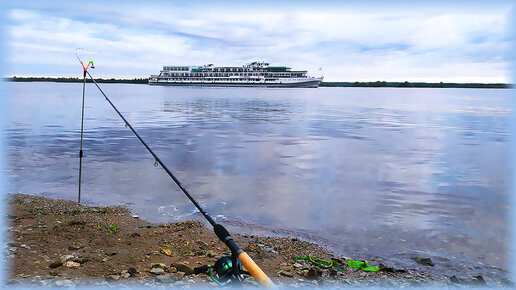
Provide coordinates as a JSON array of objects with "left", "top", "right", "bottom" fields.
[{"left": 238, "top": 251, "right": 274, "bottom": 287}]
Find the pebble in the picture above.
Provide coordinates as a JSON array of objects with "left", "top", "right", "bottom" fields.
[
  {"left": 150, "top": 268, "right": 165, "bottom": 275},
  {"left": 167, "top": 266, "right": 178, "bottom": 273},
  {"left": 170, "top": 262, "right": 194, "bottom": 275},
  {"left": 60, "top": 255, "right": 76, "bottom": 263},
  {"left": 278, "top": 270, "right": 294, "bottom": 277},
  {"left": 120, "top": 270, "right": 131, "bottom": 278},
  {"left": 152, "top": 263, "right": 167, "bottom": 270},
  {"left": 63, "top": 261, "right": 80, "bottom": 268},
  {"left": 106, "top": 275, "right": 120, "bottom": 281}
]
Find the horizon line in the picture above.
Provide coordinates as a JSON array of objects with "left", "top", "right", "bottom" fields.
[{"left": 4, "top": 75, "right": 512, "bottom": 85}]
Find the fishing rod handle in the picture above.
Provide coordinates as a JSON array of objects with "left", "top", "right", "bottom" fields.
[
  {"left": 238, "top": 252, "right": 274, "bottom": 287},
  {"left": 213, "top": 224, "right": 274, "bottom": 287}
]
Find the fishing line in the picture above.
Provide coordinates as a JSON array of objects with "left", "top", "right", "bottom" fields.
[{"left": 84, "top": 70, "right": 216, "bottom": 226}]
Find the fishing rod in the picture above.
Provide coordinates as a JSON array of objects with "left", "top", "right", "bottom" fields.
[{"left": 76, "top": 56, "right": 273, "bottom": 287}]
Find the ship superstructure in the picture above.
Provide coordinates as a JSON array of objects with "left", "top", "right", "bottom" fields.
[{"left": 149, "top": 62, "right": 323, "bottom": 87}]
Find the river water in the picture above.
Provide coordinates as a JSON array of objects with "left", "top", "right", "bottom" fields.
[{"left": 4, "top": 82, "right": 512, "bottom": 278}]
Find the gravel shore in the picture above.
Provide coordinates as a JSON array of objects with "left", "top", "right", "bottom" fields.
[{"left": 4, "top": 193, "right": 512, "bottom": 288}]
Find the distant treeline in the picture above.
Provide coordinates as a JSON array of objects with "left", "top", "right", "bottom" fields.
[
  {"left": 320, "top": 81, "right": 512, "bottom": 89},
  {"left": 4, "top": 77, "right": 512, "bottom": 88},
  {"left": 6, "top": 76, "right": 148, "bottom": 84}
]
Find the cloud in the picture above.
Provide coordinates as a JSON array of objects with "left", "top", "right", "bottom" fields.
[{"left": 4, "top": 2, "right": 514, "bottom": 82}]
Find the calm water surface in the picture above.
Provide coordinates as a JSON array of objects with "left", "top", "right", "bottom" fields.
[{"left": 5, "top": 82, "right": 512, "bottom": 277}]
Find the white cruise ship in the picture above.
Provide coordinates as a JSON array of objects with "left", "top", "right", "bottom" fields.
[{"left": 149, "top": 62, "right": 323, "bottom": 88}]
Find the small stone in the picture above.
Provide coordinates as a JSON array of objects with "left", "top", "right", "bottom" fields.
[
  {"left": 292, "top": 263, "right": 303, "bottom": 268},
  {"left": 120, "top": 270, "right": 131, "bottom": 278},
  {"left": 102, "top": 257, "right": 109, "bottom": 262},
  {"left": 170, "top": 262, "right": 194, "bottom": 275},
  {"left": 152, "top": 263, "right": 167, "bottom": 270},
  {"left": 150, "top": 267, "right": 165, "bottom": 275},
  {"left": 412, "top": 257, "right": 434, "bottom": 267},
  {"left": 360, "top": 272, "right": 367, "bottom": 277},
  {"left": 278, "top": 270, "right": 294, "bottom": 277},
  {"left": 63, "top": 261, "right": 80, "bottom": 268},
  {"left": 167, "top": 266, "right": 178, "bottom": 273},
  {"left": 60, "top": 255, "right": 75, "bottom": 263},
  {"left": 106, "top": 275, "right": 120, "bottom": 281},
  {"left": 206, "top": 250, "right": 217, "bottom": 258}
]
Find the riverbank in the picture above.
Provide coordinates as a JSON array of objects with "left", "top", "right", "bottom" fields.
[
  {"left": 5, "top": 77, "right": 512, "bottom": 88},
  {"left": 4, "top": 194, "right": 512, "bottom": 287}
]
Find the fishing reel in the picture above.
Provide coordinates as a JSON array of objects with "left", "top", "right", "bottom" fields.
[{"left": 194, "top": 255, "right": 243, "bottom": 286}]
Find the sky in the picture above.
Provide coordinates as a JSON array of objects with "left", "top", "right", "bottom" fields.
[{"left": 2, "top": 0, "right": 515, "bottom": 82}]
